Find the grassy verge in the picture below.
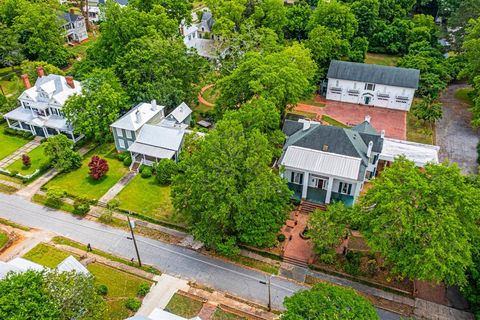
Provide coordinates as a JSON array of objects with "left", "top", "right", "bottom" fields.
[
  {"left": 0, "top": 183, "right": 18, "bottom": 194},
  {"left": 406, "top": 112, "right": 434, "bottom": 145},
  {"left": 45, "top": 143, "right": 128, "bottom": 201},
  {"left": 454, "top": 87, "right": 474, "bottom": 105},
  {"left": 209, "top": 251, "right": 279, "bottom": 275},
  {"left": 32, "top": 193, "right": 75, "bottom": 213},
  {"left": 52, "top": 236, "right": 161, "bottom": 275},
  {"left": 299, "top": 95, "right": 325, "bottom": 108},
  {"left": 0, "top": 217, "right": 30, "bottom": 231},
  {"left": 287, "top": 110, "right": 317, "bottom": 120},
  {"left": 212, "top": 308, "right": 247, "bottom": 320},
  {"left": 165, "top": 293, "right": 204, "bottom": 318},
  {"left": 365, "top": 53, "right": 400, "bottom": 66},
  {"left": 0, "top": 231, "right": 8, "bottom": 249},
  {"left": 24, "top": 243, "right": 153, "bottom": 320},
  {"left": 321, "top": 115, "right": 351, "bottom": 128}
]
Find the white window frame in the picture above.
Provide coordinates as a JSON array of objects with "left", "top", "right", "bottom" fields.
[
  {"left": 339, "top": 182, "right": 353, "bottom": 195},
  {"left": 116, "top": 127, "right": 123, "bottom": 137},
  {"left": 365, "top": 83, "right": 375, "bottom": 91},
  {"left": 118, "top": 139, "right": 125, "bottom": 149},
  {"left": 125, "top": 130, "right": 132, "bottom": 139},
  {"left": 313, "top": 177, "right": 327, "bottom": 190},
  {"left": 291, "top": 172, "right": 304, "bottom": 185}
]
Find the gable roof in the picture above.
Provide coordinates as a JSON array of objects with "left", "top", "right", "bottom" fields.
[
  {"left": 327, "top": 60, "right": 420, "bottom": 89},
  {"left": 135, "top": 124, "right": 185, "bottom": 151},
  {"left": 56, "top": 256, "right": 90, "bottom": 275},
  {"left": 168, "top": 102, "right": 192, "bottom": 123},
  {"left": 19, "top": 74, "right": 82, "bottom": 106},
  {"left": 111, "top": 102, "right": 165, "bottom": 131},
  {"left": 59, "top": 12, "right": 84, "bottom": 23}
]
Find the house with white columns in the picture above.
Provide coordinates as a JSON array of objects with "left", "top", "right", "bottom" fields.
[{"left": 279, "top": 118, "right": 384, "bottom": 207}]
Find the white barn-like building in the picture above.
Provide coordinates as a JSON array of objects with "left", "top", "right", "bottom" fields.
[{"left": 326, "top": 60, "right": 420, "bottom": 111}]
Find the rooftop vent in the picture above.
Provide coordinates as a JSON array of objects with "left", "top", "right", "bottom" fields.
[{"left": 322, "top": 144, "right": 329, "bottom": 152}]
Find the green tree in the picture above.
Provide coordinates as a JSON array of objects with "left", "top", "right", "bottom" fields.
[
  {"left": 0, "top": 270, "right": 107, "bottom": 320},
  {"left": 9, "top": 0, "right": 71, "bottom": 67},
  {"left": 351, "top": 0, "right": 380, "bottom": 38},
  {"left": 115, "top": 36, "right": 206, "bottom": 106},
  {"left": 129, "top": 0, "right": 193, "bottom": 22},
  {"left": 348, "top": 37, "right": 369, "bottom": 62},
  {"left": 0, "top": 22, "right": 23, "bottom": 67},
  {"left": 411, "top": 97, "right": 443, "bottom": 121},
  {"left": 356, "top": 157, "right": 480, "bottom": 286},
  {"left": 171, "top": 120, "right": 291, "bottom": 255},
  {"left": 20, "top": 60, "right": 65, "bottom": 83},
  {"left": 448, "top": 0, "right": 480, "bottom": 50},
  {"left": 216, "top": 44, "right": 316, "bottom": 113},
  {"left": 44, "top": 135, "right": 82, "bottom": 172},
  {"left": 305, "top": 26, "right": 349, "bottom": 77},
  {"left": 461, "top": 17, "right": 480, "bottom": 127},
  {"left": 63, "top": 68, "right": 129, "bottom": 142},
  {"left": 378, "top": 0, "right": 416, "bottom": 21},
  {"left": 205, "top": 0, "right": 248, "bottom": 30},
  {"left": 284, "top": 0, "right": 312, "bottom": 40},
  {"left": 309, "top": 0, "right": 358, "bottom": 41},
  {"left": 282, "top": 283, "right": 379, "bottom": 320},
  {"left": 309, "top": 203, "right": 350, "bottom": 263},
  {"left": 154, "top": 159, "right": 178, "bottom": 185}
]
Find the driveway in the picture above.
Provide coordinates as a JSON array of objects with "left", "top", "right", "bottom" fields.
[
  {"left": 295, "top": 97, "right": 407, "bottom": 140},
  {"left": 436, "top": 84, "right": 480, "bottom": 174},
  {"left": 0, "top": 193, "right": 401, "bottom": 320}
]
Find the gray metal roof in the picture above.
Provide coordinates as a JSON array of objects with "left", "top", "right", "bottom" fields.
[
  {"left": 168, "top": 102, "right": 192, "bottom": 124},
  {"left": 128, "top": 142, "right": 176, "bottom": 159},
  {"left": 136, "top": 124, "right": 185, "bottom": 151},
  {"left": 111, "top": 102, "right": 165, "bottom": 131},
  {"left": 327, "top": 60, "right": 420, "bottom": 89},
  {"left": 56, "top": 256, "right": 89, "bottom": 275}
]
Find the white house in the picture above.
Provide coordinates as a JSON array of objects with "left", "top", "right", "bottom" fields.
[
  {"left": 111, "top": 101, "right": 193, "bottom": 167},
  {"left": 326, "top": 60, "right": 420, "bottom": 111},
  {"left": 59, "top": 11, "right": 88, "bottom": 43},
  {"left": 279, "top": 117, "right": 384, "bottom": 207},
  {"left": 3, "top": 67, "right": 83, "bottom": 141}
]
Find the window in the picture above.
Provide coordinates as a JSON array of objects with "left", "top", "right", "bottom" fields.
[
  {"left": 118, "top": 139, "right": 125, "bottom": 149},
  {"left": 125, "top": 130, "right": 132, "bottom": 139},
  {"left": 353, "top": 82, "right": 357, "bottom": 89},
  {"left": 116, "top": 128, "right": 123, "bottom": 137},
  {"left": 335, "top": 80, "right": 339, "bottom": 87},
  {"left": 338, "top": 182, "right": 352, "bottom": 195},
  {"left": 291, "top": 172, "right": 304, "bottom": 185},
  {"left": 364, "top": 83, "right": 375, "bottom": 91},
  {"left": 313, "top": 177, "right": 327, "bottom": 189}
]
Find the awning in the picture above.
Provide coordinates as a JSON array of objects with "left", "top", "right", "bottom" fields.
[
  {"left": 128, "top": 142, "right": 175, "bottom": 160},
  {"left": 380, "top": 138, "right": 439, "bottom": 167}
]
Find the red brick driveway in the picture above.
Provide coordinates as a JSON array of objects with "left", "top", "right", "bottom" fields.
[{"left": 294, "top": 96, "right": 407, "bottom": 140}]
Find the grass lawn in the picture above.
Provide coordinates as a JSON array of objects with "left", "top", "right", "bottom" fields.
[
  {"left": 299, "top": 94, "right": 326, "bottom": 108},
  {"left": 114, "top": 176, "right": 178, "bottom": 222},
  {"left": 287, "top": 110, "right": 317, "bottom": 120},
  {"left": 165, "top": 293, "right": 204, "bottom": 318},
  {"left": 365, "top": 53, "right": 400, "bottom": 66},
  {"left": 202, "top": 85, "right": 220, "bottom": 105},
  {"left": 0, "top": 66, "right": 22, "bottom": 97},
  {"left": 46, "top": 144, "right": 128, "bottom": 201},
  {"left": 0, "top": 183, "right": 18, "bottom": 194},
  {"left": 7, "top": 144, "right": 46, "bottom": 176},
  {"left": 66, "top": 38, "right": 96, "bottom": 60},
  {"left": 24, "top": 243, "right": 152, "bottom": 320},
  {"left": 0, "top": 124, "right": 30, "bottom": 161},
  {"left": 454, "top": 87, "right": 474, "bottom": 105},
  {"left": 195, "top": 102, "right": 214, "bottom": 114},
  {"left": 406, "top": 112, "right": 434, "bottom": 145},
  {"left": 0, "top": 231, "right": 8, "bottom": 250},
  {"left": 212, "top": 309, "right": 246, "bottom": 320},
  {"left": 321, "top": 115, "right": 351, "bottom": 128}
]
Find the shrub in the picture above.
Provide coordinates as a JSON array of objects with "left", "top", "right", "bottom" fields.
[
  {"left": 96, "top": 284, "right": 108, "bottom": 296},
  {"left": 123, "top": 156, "right": 132, "bottom": 167},
  {"left": 344, "top": 251, "right": 362, "bottom": 276},
  {"left": 46, "top": 187, "right": 65, "bottom": 208},
  {"left": 140, "top": 166, "right": 152, "bottom": 178},
  {"left": 39, "top": 160, "right": 52, "bottom": 172},
  {"left": 137, "top": 283, "right": 150, "bottom": 297},
  {"left": 117, "top": 152, "right": 127, "bottom": 161},
  {"left": 319, "top": 251, "right": 336, "bottom": 265},
  {"left": 107, "top": 199, "right": 120, "bottom": 210},
  {"left": 22, "top": 154, "right": 31, "bottom": 168},
  {"left": 477, "top": 142, "right": 480, "bottom": 164},
  {"left": 9, "top": 170, "right": 18, "bottom": 177},
  {"left": 277, "top": 234, "right": 286, "bottom": 242},
  {"left": 138, "top": 165, "right": 147, "bottom": 173},
  {"left": 99, "top": 211, "right": 113, "bottom": 224},
  {"left": 88, "top": 156, "right": 109, "bottom": 180},
  {"left": 154, "top": 159, "right": 178, "bottom": 185},
  {"left": 73, "top": 198, "right": 90, "bottom": 215},
  {"left": 125, "top": 298, "right": 141, "bottom": 311}
]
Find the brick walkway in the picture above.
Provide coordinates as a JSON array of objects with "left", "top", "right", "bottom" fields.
[
  {"left": 198, "top": 302, "right": 217, "bottom": 320},
  {"left": 281, "top": 209, "right": 313, "bottom": 265},
  {"left": 198, "top": 84, "right": 215, "bottom": 107},
  {"left": 0, "top": 137, "right": 42, "bottom": 169},
  {"left": 294, "top": 96, "right": 407, "bottom": 140}
]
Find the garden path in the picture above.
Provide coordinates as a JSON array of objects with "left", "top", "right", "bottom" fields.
[{"left": 0, "top": 137, "right": 42, "bottom": 169}]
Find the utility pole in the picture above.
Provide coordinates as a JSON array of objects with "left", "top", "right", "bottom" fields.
[
  {"left": 259, "top": 274, "right": 272, "bottom": 311},
  {"left": 127, "top": 214, "right": 142, "bottom": 267}
]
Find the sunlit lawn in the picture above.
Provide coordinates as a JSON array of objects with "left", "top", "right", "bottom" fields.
[
  {"left": 0, "top": 124, "right": 30, "bottom": 161},
  {"left": 407, "top": 112, "right": 434, "bottom": 145},
  {"left": 115, "top": 176, "right": 183, "bottom": 224},
  {"left": 165, "top": 293, "right": 204, "bottom": 318},
  {"left": 365, "top": 53, "right": 400, "bottom": 66},
  {"left": 7, "top": 144, "right": 46, "bottom": 175},
  {"left": 454, "top": 87, "right": 474, "bottom": 105},
  {"left": 24, "top": 243, "right": 152, "bottom": 320},
  {"left": 45, "top": 144, "right": 128, "bottom": 201}
]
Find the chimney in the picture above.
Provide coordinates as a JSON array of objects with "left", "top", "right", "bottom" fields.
[
  {"left": 21, "top": 74, "right": 31, "bottom": 89},
  {"left": 70, "top": 8, "right": 75, "bottom": 14},
  {"left": 135, "top": 110, "right": 142, "bottom": 123},
  {"left": 151, "top": 99, "right": 157, "bottom": 111},
  {"left": 365, "top": 115, "right": 371, "bottom": 123},
  {"left": 36, "top": 66, "right": 45, "bottom": 78},
  {"left": 367, "top": 141, "right": 373, "bottom": 158},
  {"left": 381, "top": 130, "right": 385, "bottom": 139},
  {"left": 65, "top": 76, "right": 75, "bottom": 88},
  {"left": 302, "top": 120, "right": 311, "bottom": 131}
]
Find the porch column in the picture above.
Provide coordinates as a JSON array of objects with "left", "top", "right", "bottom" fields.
[
  {"left": 325, "top": 177, "right": 334, "bottom": 204},
  {"left": 301, "top": 172, "right": 309, "bottom": 199},
  {"left": 5, "top": 118, "right": 10, "bottom": 128},
  {"left": 70, "top": 132, "right": 75, "bottom": 141}
]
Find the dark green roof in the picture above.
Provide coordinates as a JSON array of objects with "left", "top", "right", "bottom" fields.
[{"left": 327, "top": 60, "right": 420, "bottom": 89}]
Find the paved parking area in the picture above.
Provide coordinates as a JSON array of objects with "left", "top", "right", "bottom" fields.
[{"left": 294, "top": 97, "right": 407, "bottom": 140}]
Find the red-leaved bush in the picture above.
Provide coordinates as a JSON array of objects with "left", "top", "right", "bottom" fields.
[
  {"left": 88, "top": 155, "right": 109, "bottom": 180},
  {"left": 22, "top": 154, "right": 31, "bottom": 168}
]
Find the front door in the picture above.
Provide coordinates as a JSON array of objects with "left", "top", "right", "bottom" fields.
[{"left": 364, "top": 96, "right": 371, "bottom": 105}]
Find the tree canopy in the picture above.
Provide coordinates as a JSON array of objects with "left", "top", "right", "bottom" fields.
[
  {"left": 282, "top": 283, "right": 379, "bottom": 320},
  {"left": 44, "top": 135, "right": 82, "bottom": 172}
]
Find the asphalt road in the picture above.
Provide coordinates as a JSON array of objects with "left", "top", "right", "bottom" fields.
[{"left": 0, "top": 193, "right": 400, "bottom": 319}]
